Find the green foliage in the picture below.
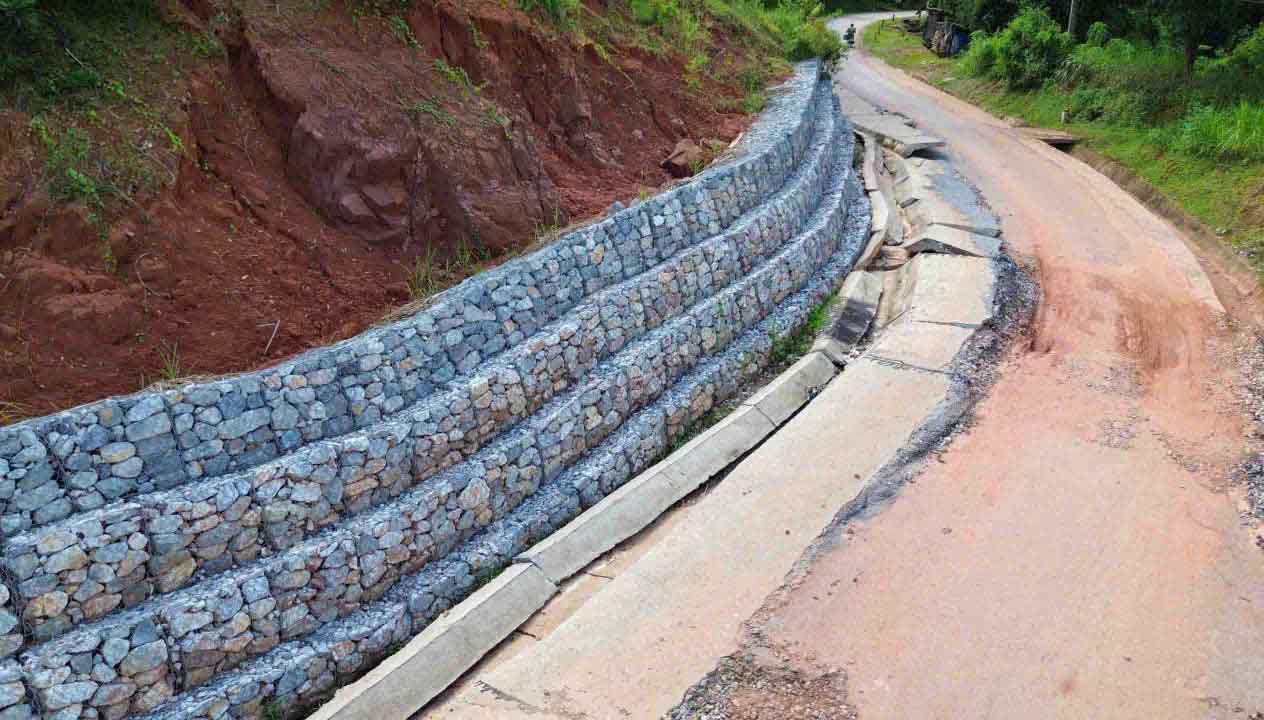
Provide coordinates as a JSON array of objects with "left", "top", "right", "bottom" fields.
[
  {"left": 387, "top": 14, "right": 422, "bottom": 49},
  {"left": 1055, "top": 37, "right": 1185, "bottom": 124},
  {"left": 768, "top": 295, "right": 834, "bottom": 369},
  {"left": 752, "top": 0, "right": 840, "bottom": 60},
  {"left": 404, "top": 97, "right": 456, "bottom": 127},
  {"left": 1166, "top": 102, "right": 1264, "bottom": 161},
  {"left": 158, "top": 343, "right": 182, "bottom": 382},
  {"left": 0, "top": 0, "right": 179, "bottom": 111},
  {"left": 519, "top": 0, "right": 580, "bottom": 27},
  {"left": 407, "top": 249, "right": 442, "bottom": 300},
  {"left": 630, "top": 0, "right": 706, "bottom": 46},
  {"left": 30, "top": 116, "right": 100, "bottom": 204},
  {"left": 432, "top": 58, "right": 484, "bottom": 96},
  {"left": 1085, "top": 20, "right": 1109, "bottom": 47},
  {"left": 967, "top": 0, "right": 1018, "bottom": 33},
  {"left": 261, "top": 700, "right": 287, "bottom": 720},
  {"left": 964, "top": 7, "right": 1079, "bottom": 91},
  {"left": 1196, "top": 24, "right": 1264, "bottom": 108},
  {"left": 960, "top": 30, "right": 997, "bottom": 77}
]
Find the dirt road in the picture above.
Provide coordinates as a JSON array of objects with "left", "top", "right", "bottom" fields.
[{"left": 742, "top": 16, "right": 1264, "bottom": 719}]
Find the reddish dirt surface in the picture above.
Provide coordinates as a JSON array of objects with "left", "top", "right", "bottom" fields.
[
  {"left": 749, "top": 16, "right": 1264, "bottom": 720},
  {"left": 0, "top": 0, "right": 761, "bottom": 418}
]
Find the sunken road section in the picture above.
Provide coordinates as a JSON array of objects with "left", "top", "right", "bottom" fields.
[{"left": 0, "top": 60, "right": 869, "bottom": 720}]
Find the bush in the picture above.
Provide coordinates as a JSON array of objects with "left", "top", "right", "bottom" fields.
[
  {"left": 1, "top": 0, "right": 53, "bottom": 87},
  {"left": 630, "top": 0, "right": 706, "bottom": 47},
  {"left": 520, "top": 0, "right": 581, "bottom": 26},
  {"left": 1085, "top": 21, "right": 1109, "bottom": 47},
  {"left": 961, "top": 30, "right": 998, "bottom": 77},
  {"left": 967, "top": 0, "right": 1018, "bottom": 33},
  {"left": 696, "top": 0, "right": 838, "bottom": 61},
  {"left": 1055, "top": 38, "right": 1186, "bottom": 124},
  {"left": 784, "top": 16, "right": 841, "bottom": 60},
  {"left": 1196, "top": 24, "right": 1264, "bottom": 107},
  {"left": 989, "top": 6, "right": 1074, "bottom": 90}
]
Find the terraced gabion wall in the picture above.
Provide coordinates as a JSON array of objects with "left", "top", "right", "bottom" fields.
[{"left": 0, "top": 59, "right": 870, "bottom": 720}]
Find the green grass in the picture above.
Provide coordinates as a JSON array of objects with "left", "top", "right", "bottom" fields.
[
  {"left": 863, "top": 19, "right": 1264, "bottom": 274},
  {"left": 665, "top": 403, "right": 735, "bottom": 455},
  {"left": 3, "top": 0, "right": 216, "bottom": 222},
  {"left": 769, "top": 295, "right": 835, "bottom": 369}
]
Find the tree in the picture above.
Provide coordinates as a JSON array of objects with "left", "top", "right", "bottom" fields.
[{"left": 1150, "top": 0, "right": 1264, "bottom": 71}]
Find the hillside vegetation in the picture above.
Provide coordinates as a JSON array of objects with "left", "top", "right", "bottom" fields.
[
  {"left": 0, "top": 0, "right": 841, "bottom": 422},
  {"left": 866, "top": 2, "right": 1264, "bottom": 274}
]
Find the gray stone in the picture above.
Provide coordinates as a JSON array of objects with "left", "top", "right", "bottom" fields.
[
  {"left": 111, "top": 457, "right": 143, "bottom": 479},
  {"left": 45, "top": 546, "right": 89, "bottom": 573},
  {"left": 120, "top": 641, "right": 167, "bottom": 675},
  {"left": 44, "top": 682, "right": 97, "bottom": 710},
  {"left": 91, "top": 683, "right": 134, "bottom": 707},
  {"left": 125, "top": 414, "right": 171, "bottom": 443},
  {"left": 125, "top": 397, "right": 165, "bottom": 424},
  {"left": 218, "top": 409, "right": 271, "bottom": 440},
  {"left": 101, "top": 638, "right": 129, "bottom": 666},
  {"left": 0, "top": 682, "right": 22, "bottom": 707}
]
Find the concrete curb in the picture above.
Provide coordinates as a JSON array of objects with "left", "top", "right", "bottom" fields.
[
  {"left": 813, "top": 270, "right": 883, "bottom": 365},
  {"left": 308, "top": 563, "right": 557, "bottom": 720},
  {"left": 519, "top": 405, "right": 776, "bottom": 584},
  {"left": 740, "top": 352, "right": 838, "bottom": 426},
  {"left": 307, "top": 344, "right": 846, "bottom": 719}
]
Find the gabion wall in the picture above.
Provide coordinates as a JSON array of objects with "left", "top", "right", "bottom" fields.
[{"left": 0, "top": 60, "right": 870, "bottom": 720}]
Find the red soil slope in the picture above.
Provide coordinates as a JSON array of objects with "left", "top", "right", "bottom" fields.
[{"left": 0, "top": 0, "right": 765, "bottom": 417}]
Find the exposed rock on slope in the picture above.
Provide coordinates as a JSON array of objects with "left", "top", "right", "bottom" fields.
[{"left": 0, "top": 0, "right": 767, "bottom": 417}]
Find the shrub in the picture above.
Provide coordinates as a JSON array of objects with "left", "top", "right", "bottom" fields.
[
  {"left": 630, "top": 0, "right": 706, "bottom": 47},
  {"left": 989, "top": 6, "right": 1074, "bottom": 90},
  {"left": 520, "top": 0, "right": 580, "bottom": 26},
  {"left": 758, "top": 0, "right": 839, "bottom": 60},
  {"left": 961, "top": 30, "right": 998, "bottom": 77},
  {"left": 1055, "top": 38, "right": 1186, "bottom": 124},
  {"left": 1085, "top": 20, "right": 1109, "bottom": 47},
  {"left": 784, "top": 16, "right": 841, "bottom": 60},
  {"left": 1196, "top": 24, "right": 1264, "bottom": 107},
  {"left": 967, "top": 0, "right": 1018, "bottom": 33}
]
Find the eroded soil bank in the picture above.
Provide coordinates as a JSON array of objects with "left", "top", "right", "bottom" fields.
[{"left": 0, "top": 0, "right": 767, "bottom": 418}]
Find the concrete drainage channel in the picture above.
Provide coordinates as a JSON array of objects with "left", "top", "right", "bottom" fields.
[{"left": 318, "top": 99, "right": 1019, "bottom": 717}]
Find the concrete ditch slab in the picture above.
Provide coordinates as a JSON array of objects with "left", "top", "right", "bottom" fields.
[
  {"left": 309, "top": 564, "right": 557, "bottom": 720},
  {"left": 850, "top": 113, "right": 945, "bottom": 157},
  {"left": 519, "top": 406, "right": 776, "bottom": 585},
  {"left": 899, "top": 253, "right": 996, "bottom": 329},
  {"left": 815, "top": 271, "right": 882, "bottom": 365},
  {"left": 895, "top": 159, "right": 1002, "bottom": 238},
  {"left": 906, "top": 224, "right": 1002, "bottom": 258},
  {"left": 739, "top": 352, "right": 837, "bottom": 426}
]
